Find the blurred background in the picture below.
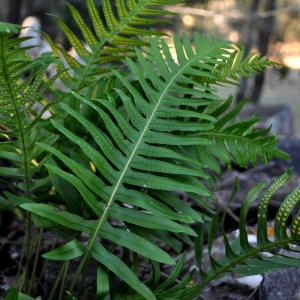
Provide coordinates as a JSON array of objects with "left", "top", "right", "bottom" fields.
[{"left": 0, "top": 0, "right": 299, "bottom": 134}]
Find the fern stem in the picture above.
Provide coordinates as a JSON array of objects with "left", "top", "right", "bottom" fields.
[
  {"left": 28, "top": 227, "right": 43, "bottom": 294},
  {"left": 58, "top": 261, "right": 70, "bottom": 300},
  {"left": 48, "top": 261, "right": 68, "bottom": 300},
  {"left": 23, "top": 214, "right": 32, "bottom": 293},
  {"left": 36, "top": 236, "right": 59, "bottom": 290}
]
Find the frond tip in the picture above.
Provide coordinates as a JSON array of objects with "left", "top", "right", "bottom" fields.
[{"left": 49, "top": 0, "right": 183, "bottom": 89}]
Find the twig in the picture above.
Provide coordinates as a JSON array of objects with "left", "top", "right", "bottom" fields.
[
  {"left": 245, "top": 284, "right": 260, "bottom": 300},
  {"left": 166, "top": 5, "right": 300, "bottom": 20}
]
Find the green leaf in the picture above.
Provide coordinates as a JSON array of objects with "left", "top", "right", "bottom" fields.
[
  {"left": 92, "top": 241, "right": 156, "bottom": 300},
  {"left": 275, "top": 186, "right": 300, "bottom": 241},
  {"left": 0, "top": 22, "right": 20, "bottom": 33},
  {"left": 96, "top": 265, "right": 110, "bottom": 299},
  {"left": 20, "top": 203, "right": 175, "bottom": 265},
  {"left": 257, "top": 169, "right": 292, "bottom": 246},
  {"left": 157, "top": 254, "right": 186, "bottom": 291},
  {"left": 43, "top": 240, "right": 84, "bottom": 261},
  {"left": 4, "top": 288, "right": 41, "bottom": 300},
  {"left": 49, "top": 0, "right": 183, "bottom": 90},
  {"left": 239, "top": 182, "right": 266, "bottom": 252}
]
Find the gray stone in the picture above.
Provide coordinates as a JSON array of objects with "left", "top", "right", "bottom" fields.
[
  {"left": 259, "top": 268, "right": 300, "bottom": 300},
  {"left": 277, "top": 137, "right": 300, "bottom": 174},
  {"left": 201, "top": 276, "right": 258, "bottom": 300},
  {"left": 240, "top": 104, "right": 294, "bottom": 136}
]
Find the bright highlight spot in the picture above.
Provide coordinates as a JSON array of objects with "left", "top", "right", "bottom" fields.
[
  {"left": 283, "top": 56, "right": 300, "bottom": 70},
  {"left": 182, "top": 15, "right": 196, "bottom": 28}
]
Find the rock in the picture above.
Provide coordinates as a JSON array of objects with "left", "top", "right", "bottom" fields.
[
  {"left": 240, "top": 104, "right": 294, "bottom": 136},
  {"left": 237, "top": 275, "right": 263, "bottom": 289},
  {"left": 19, "top": 17, "right": 42, "bottom": 58},
  {"left": 201, "top": 275, "right": 258, "bottom": 300},
  {"left": 277, "top": 137, "right": 300, "bottom": 174},
  {"left": 259, "top": 268, "right": 300, "bottom": 300}
]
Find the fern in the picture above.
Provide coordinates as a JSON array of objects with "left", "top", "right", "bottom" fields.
[
  {"left": 192, "top": 97, "right": 288, "bottom": 173},
  {"left": 120, "top": 170, "right": 300, "bottom": 299},
  {"left": 0, "top": 22, "right": 58, "bottom": 200},
  {"left": 179, "top": 170, "right": 300, "bottom": 299},
  {"left": 212, "top": 47, "right": 275, "bottom": 84},
  {"left": 0, "top": 5, "right": 293, "bottom": 297},
  {"left": 48, "top": 0, "right": 182, "bottom": 91},
  {"left": 18, "top": 34, "right": 286, "bottom": 299},
  {"left": 0, "top": 22, "right": 59, "bottom": 292},
  {"left": 25, "top": 170, "right": 300, "bottom": 300},
  {"left": 131, "top": 255, "right": 194, "bottom": 300}
]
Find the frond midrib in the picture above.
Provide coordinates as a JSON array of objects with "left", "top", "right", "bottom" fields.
[{"left": 199, "top": 132, "right": 274, "bottom": 145}]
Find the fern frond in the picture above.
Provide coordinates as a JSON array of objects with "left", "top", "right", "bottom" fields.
[
  {"left": 50, "top": 0, "right": 182, "bottom": 90},
  {"left": 181, "top": 170, "right": 300, "bottom": 299},
  {"left": 211, "top": 47, "right": 275, "bottom": 84},
  {"left": 0, "top": 21, "right": 20, "bottom": 33},
  {"left": 192, "top": 97, "right": 288, "bottom": 172},
  {"left": 19, "top": 33, "right": 285, "bottom": 299},
  {"left": 0, "top": 28, "right": 57, "bottom": 199},
  {"left": 181, "top": 45, "right": 274, "bottom": 87}
]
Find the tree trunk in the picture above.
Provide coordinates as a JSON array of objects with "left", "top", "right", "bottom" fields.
[
  {"left": 250, "top": 0, "right": 276, "bottom": 103},
  {"left": 7, "top": 0, "right": 23, "bottom": 24},
  {"left": 236, "top": 0, "right": 261, "bottom": 102}
]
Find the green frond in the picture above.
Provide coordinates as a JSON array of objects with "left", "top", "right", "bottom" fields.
[
  {"left": 211, "top": 47, "right": 275, "bottom": 84},
  {"left": 18, "top": 33, "right": 284, "bottom": 298},
  {"left": 0, "top": 21, "right": 20, "bottom": 34},
  {"left": 0, "top": 30, "right": 57, "bottom": 200},
  {"left": 49, "top": 0, "right": 183, "bottom": 90},
  {"left": 257, "top": 169, "right": 292, "bottom": 246},
  {"left": 192, "top": 97, "right": 288, "bottom": 171},
  {"left": 124, "top": 254, "right": 193, "bottom": 299},
  {"left": 182, "top": 171, "right": 300, "bottom": 299}
]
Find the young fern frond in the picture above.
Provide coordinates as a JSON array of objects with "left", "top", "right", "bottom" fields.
[
  {"left": 50, "top": 0, "right": 182, "bottom": 91},
  {"left": 181, "top": 170, "right": 300, "bottom": 299},
  {"left": 20, "top": 34, "right": 285, "bottom": 299}
]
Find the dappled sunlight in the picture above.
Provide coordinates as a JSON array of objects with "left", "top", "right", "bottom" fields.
[{"left": 283, "top": 56, "right": 300, "bottom": 70}]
